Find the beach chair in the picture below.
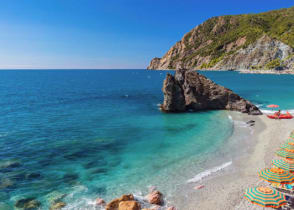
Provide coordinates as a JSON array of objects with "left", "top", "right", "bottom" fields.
[{"left": 271, "top": 183, "right": 294, "bottom": 194}]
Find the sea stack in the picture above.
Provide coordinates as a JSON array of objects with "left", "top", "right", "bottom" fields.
[{"left": 161, "top": 69, "right": 262, "bottom": 115}]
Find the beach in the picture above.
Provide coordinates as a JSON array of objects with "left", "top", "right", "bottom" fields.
[{"left": 169, "top": 113, "right": 294, "bottom": 210}]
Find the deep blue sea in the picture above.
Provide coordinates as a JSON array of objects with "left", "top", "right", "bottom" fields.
[{"left": 0, "top": 70, "right": 294, "bottom": 209}]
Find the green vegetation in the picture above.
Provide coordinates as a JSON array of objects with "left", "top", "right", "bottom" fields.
[
  {"left": 265, "top": 58, "right": 283, "bottom": 69},
  {"left": 172, "top": 6, "right": 294, "bottom": 68}
]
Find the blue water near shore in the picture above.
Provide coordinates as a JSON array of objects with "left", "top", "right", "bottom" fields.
[{"left": 0, "top": 70, "right": 294, "bottom": 209}]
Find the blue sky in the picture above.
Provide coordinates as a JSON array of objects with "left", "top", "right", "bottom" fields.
[{"left": 0, "top": 0, "right": 293, "bottom": 69}]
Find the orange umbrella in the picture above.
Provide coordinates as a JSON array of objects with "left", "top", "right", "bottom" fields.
[{"left": 267, "top": 104, "right": 279, "bottom": 108}]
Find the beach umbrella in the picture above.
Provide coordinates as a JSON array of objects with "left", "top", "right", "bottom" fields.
[
  {"left": 281, "top": 142, "right": 294, "bottom": 151},
  {"left": 272, "top": 159, "right": 294, "bottom": 172},
  {"left": 244, "top": 186, "right": 287, "bottom": 208},
  {"left": 276, "top": 150, "right": 294, "bottom": 159},
  {"left": 286, "top": 138, "right": 294, "bottom": 143},
  {"left": 267, "top": 104, "right": 279, "bottom": 108},
  {"left": 258, "top": 168, "right": 294, "bottom": 184}
]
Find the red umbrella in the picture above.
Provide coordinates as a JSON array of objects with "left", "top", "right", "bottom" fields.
[{"left": 267, "top": 104, "right": 279, "bottom": 108}]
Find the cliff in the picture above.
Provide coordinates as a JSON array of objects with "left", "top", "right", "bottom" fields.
[
  {"left": 161, "top": 70, "right": 262, "bottom": 115},
  {"left": 148, "top": 7, "right": 294, "bottom": 71}
]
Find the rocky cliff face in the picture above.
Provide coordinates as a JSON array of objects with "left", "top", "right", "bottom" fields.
[
  {"left": 161, "top": 70, "right": 262, "bottom": 115},
  {"left": 148, "top": 7, "right": 294, "bottom": 71}
]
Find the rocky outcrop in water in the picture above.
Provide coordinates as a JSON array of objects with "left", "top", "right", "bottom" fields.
[{"left": 161, "top": 70, "right": 262, "bottom": 115}]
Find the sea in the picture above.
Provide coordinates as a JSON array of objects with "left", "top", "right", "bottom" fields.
[{"left": 0, "top": 70, "right": 294, "bottom": 209}]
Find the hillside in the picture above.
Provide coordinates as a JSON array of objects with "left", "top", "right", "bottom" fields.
[{"left": 147, "top": 7, "right": 294, "bottom": 71}]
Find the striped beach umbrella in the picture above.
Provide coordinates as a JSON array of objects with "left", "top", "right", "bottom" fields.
[
  {"left": 281, "top": 142, "right": 294, "bottom": 151},
  {"left": 244, "top": 186, "right": 287, "bottom": 208},
  {"left": 258, "top": 168, "right": 294, "bottom": 184},
  {"left": 272, "top": 159, "right": 294, "bottom": 172},
  {"left": 276, "top": 150, "right": 294, "bottom": 159},
  {"left": 286, "top": 138, "right": 294, "bottom": 144},
  {"left": 267, "top": 104, "right": 279, "bottom": 108}
]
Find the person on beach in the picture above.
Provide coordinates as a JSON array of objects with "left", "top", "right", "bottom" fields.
[{"left": 275, "top": 110, "right": 281, "bottom": 119}]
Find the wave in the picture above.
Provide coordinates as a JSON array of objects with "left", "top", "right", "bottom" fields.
[
  {"left": 0, "top": 132, "right": 9, "bottom": 138},
  {"left": 187, "top": 161, "right": 232, "bottom": 183}
]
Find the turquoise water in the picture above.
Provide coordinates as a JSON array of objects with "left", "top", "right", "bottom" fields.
[{"left": 0, "top": 70, "right": 294, "bottom": 209}]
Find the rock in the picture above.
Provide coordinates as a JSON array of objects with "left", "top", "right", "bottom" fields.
[
  {"left": 146, "top": 190, "right": 163, "bottom": 205},
  {"left": 167, "top": 207, "right": 176, "bottom": 210},
  {"left": 45, "top": 191, "right": 67, "bottom": 204},
  {"left": 161, "top": 74, "right": 186, "bottom": 112},
  {"left": 246, "top": 120, "right": 255, "bottom": 124},
  {"left": 118, "top": 201, "right": 140, "bottom": 210},
  {"left": 95, "top": 198, "right": 106, "bottom": 206},
  {"left": 50, "top": 201, "right": 66, "bottom": 210},
  {"left": 25, "top": 172, "right": 41, "bottom": 179},
  {"left": 161, "top": 70, "right": 262, "bottom": 115},
  {"left": 15, "top": 198, "right": 41, "bottom": 209},
  {"left": 106, "top": 194, "right": 134, "bottom": 210},
  {"left": 0, "top": 160, "right": 21, "bottom": 172}
]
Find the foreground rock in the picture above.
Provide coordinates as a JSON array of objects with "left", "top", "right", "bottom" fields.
[
  {"left": 49, "top": 202, "right": 66, "bottom": 210},
  {"left": 146, "top": 191, "right": 163, "bottom": 206},
  {"left": 15, "top": 198, "right": 41, "bottom": 209},
  {"left": 106, "top": 194, "right": 136, "bottom": 210},
  {"left": 118, "top": 201, "right": 141, "bottom": 210},
  {"left": 161, "top": 70, "right": 262, "bottom": 115}
]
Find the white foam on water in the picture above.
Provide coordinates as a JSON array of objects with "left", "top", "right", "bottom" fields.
[
  {"left": 0, "top": 132, "right": 9, "bottom": 138},
  {"left": 228, "top": 115, "right": 233, "bottom": 121},
  {"left": 187, "top": 161, "right": 232, "bottom": 183}
]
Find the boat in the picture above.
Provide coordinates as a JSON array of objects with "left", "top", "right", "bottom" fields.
[{"left": 267, "top": 112, "right": 293, "bottom": 119}]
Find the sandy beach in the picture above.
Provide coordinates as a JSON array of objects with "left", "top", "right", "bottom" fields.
[{"left": 170, "top": 112, "right": 294, "bottom": 210}]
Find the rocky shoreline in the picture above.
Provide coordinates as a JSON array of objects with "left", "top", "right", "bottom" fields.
[
  {"left": 95, "top": 188, "right": 176, "bottom": 210},
  {"left": 148, "top": 68, "right": 294, "bottom": 75}
]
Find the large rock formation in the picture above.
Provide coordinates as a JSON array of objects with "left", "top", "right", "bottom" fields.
[
  {"left": 147, "top": 7, "right": 294, "bottom": 71},
  {"left": 161, "top": 70, "right": 262, "bottom": 115}
]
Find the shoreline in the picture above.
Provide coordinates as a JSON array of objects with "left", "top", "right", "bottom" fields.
[
  {"left": 170, "top": 112, "right": 294, "bottom": 210},
  {"left": 148, "top": 69, "right": 294, "bottom": 75}
]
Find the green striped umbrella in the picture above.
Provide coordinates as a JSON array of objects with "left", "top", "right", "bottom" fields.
[
  {"left": 272, "top": 159, "right": 294, "bottom": 172},
  {"left": 276, "top": 150, "right": 294, "bottom": 159},
  {"left": 244, "top": 186, "right": 287, "bottom": 208},
  {"left": 286, "top": 138, "right": 294, "bottom": 144},
  {"left": 281, "top": 143, "right": 294, "bottom": 151},
  {"left": 258, "top": 168, "right": 294, "bottom": 184}
]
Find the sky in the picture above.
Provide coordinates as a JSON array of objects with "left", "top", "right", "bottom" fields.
[{"left": 0, "top": 0, "right": 293, "bottom": 69}]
